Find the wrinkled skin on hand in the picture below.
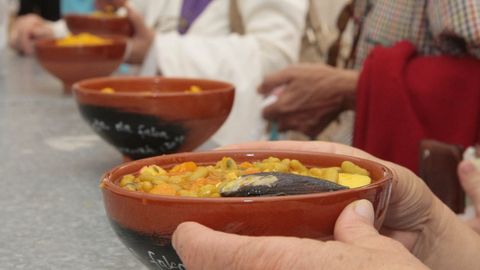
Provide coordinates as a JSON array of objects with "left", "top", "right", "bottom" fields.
[
  {"left": 259, "top": 64, "right": 359, "bottom": 138},
  {"left": 219, "top": 141, "right": 435, "bottom": 252},
  {"left": 208, "top": 141, "right": 480, "bottom": 270},
  {"left": 9, "top": 14, "right": 54, "bottom": 55},
  {"left": 173, "top": 199, "right": 429, "bottom": 270}
]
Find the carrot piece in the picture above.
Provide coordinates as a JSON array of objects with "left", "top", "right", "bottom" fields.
[
  {"left": 239, "top": 162, "right": 253, "bottom": 169},
  {"left": 170, "top": 161, "right": 198, "bottom": 173},
  {"left": 149, "top": 183, "right": 177, "bottom": 196}
]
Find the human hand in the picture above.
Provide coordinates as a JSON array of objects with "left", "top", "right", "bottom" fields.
[
  {"left": 9, "top": 14, "right": 54, "bottom": 55},
  {"left": 124, "top": 4, "right": 154, "bottom": 64},
  {"left": 173, "top": 199, "right": 428, "bottom": 270},
  {"left": 218, "top": 141, "right": 480, "bottom": 270},
  {"left": 458, "top": 159, "right": 480, "bottom": 234},
  {"left": 258, "top": 64, "right": 359, "bottom": 138}
]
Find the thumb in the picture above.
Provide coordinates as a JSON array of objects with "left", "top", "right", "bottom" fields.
[
  {"left": 334, "top": 199, "right": 379, "bottom": 245},
  {"left": 173, "top": 222, "right": 327, "bottom": 270}
]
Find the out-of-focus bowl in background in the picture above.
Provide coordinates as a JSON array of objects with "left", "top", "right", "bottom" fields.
[
  {"left": 65, "top": 14, "right": 134, "bottom": 37},
  {"left": 34, "top": 36, "right": 126, "bottom": 93},
  {"left": 72, "top": 77, "right": 235, "bottom": 160},
  {"left": 101, "top": 150, "right": 393, "bottom": 269}
]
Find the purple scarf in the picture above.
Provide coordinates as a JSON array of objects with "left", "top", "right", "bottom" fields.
[{"left": 178, "top": 0, "right": 212, "bottom": 34}]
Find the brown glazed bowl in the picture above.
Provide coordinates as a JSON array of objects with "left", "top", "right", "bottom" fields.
[
  {"left": 34, "top": 37, "right": 126, "bottom": 93},
  {"left": 72, "top": 77, "right": 235, "bottom": 160},
  {"left": 101, "top": 150, "right": 393, "bottom": 269},
  {"left": 65, "top": 14, "right": 134, "bottom": 37}
]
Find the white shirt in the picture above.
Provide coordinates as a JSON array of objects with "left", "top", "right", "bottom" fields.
[{"left": 52, "top": 0, "right": 308, "bottom": 146}]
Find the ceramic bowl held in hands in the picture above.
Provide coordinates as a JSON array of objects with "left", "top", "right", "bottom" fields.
[
  {"left": 34, "top": 36, "right": 126, "bottom": 93},
  {"left": 65, "top": 14, "right": 134, "bottom": 37},
  {"left": 101, "top": 150, "right": 393, "bottom": 270},
  {"left": 73, "top": 77, "right": 235, "bottom": 160}
]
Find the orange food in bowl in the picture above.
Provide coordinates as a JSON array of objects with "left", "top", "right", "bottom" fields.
[
  {"left": 56, "top": 33, "right": 113, "bottom": 46},
  {"left": 99, "top": 85, "right": 203, "bottom": 94},
  {"left": 117, "top": 156, "right": 372, "bottom": 197}
]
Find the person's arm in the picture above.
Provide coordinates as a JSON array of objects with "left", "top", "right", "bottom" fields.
[{"left": 9, "top": 14, "right": 56, "bottom": 55}]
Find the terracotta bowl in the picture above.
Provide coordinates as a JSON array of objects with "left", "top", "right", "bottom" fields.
[
  {"left": 34, "top": 37, "right": 126, "bottom": 93},
  {"left": 73, "top": 77, "right": 235, "bottom": 160},
  {"left": 64, "top": 14, "right": 134, "bottom": 37},
  {"left": 101, "top": 150, "right": 393, "bottom": 269}
]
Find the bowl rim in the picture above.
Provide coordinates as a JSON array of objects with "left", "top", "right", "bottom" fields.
[
  {"left": 64, "top": 13, "right": 130, "bottom": 21},
  {"left": 72, "top": 76, "right": 235, "bottom": 98},
  {"left": 34, "top": 35, "right": 127, "bottom": 49},
  {"left": 101, "top": 149, "right": 394, "bottom": 203}
]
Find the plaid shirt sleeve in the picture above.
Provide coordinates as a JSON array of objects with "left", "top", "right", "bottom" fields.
[
  {"left": 427, "top": 0, "right": 480, "bottom": 58},
  {"left": 352, "top": 0, "right": 480, "bottom": 68}
]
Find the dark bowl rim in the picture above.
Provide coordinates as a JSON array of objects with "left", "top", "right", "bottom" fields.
[
  {"left": 72, "top": 76, "right": 235, "bottom": 98},
  {"left": 63, "top": 13, "right": 130, "bottom": 22},
  {"left": 101, "top": 149, "right": 394, "bottom": 203}
]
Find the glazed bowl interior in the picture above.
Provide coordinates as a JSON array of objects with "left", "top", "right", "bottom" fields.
[
  {"left": 34, "top": 36, "right": 126, "bottom": 93},
  {"left": 73, "top": 77, "right": 235, "bottom": 160},
  {"left": 64, "top": 13, "right": 134, "bottom": 37},
  {"left": 101, "top": 150, "right": 393, "bottom": 269}
]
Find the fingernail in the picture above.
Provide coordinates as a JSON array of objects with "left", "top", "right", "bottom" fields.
[
  {"left": 354, "top": 199, "right": 374, "bottom": 221},
  {"left": 461, "top": 161, "right": 476, "bottom": 175}
]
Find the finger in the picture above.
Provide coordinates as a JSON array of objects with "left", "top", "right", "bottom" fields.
[
  {"left": 274, "top": 110, "right": 317, "bottom": 134},
  {"left": 268, "top": 105, "right": 339, "bottom": 138},
  {"left": 172, "top": 222, "right": 313, "bottom": 270},
  {"left": 19, "top": 27, "right": 35, "bottom": 55},
  {"left": 25, "top": 27, "right": 51, "bottom": 55},
  {"left": 335, "top": 200, "right": 417, "bottom": 254},
  {"left": 262, "top": 102, "right": 282, "bottom": 121},
  {"left": 258, "top": 68, "right": 296, "bottom": 95},
  {"left": 262, "top": 84, "right": 305, "bottom": 120},
  {"left": 334, "top": 199, "right": 379, "bottom": 245},
  {"left": 125, "top": 4, "right": 147, "bottom": 36},
  {"left": 458, "top": 160, "right": 480, "bottom": 216},
  {"left": 173, "top": 222, "right": 242, "bottom": 270},
  {"left": 296, "top": 109, "right": 342, "bottom": 138}
]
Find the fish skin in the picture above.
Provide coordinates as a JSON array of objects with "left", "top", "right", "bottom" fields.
[{"left": 221, "top": 172, "right": 347, "bottom": 197}]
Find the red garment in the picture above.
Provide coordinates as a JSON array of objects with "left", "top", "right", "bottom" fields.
[{"left": 353, "top": 41, "right": 480, "bottom": 173}]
